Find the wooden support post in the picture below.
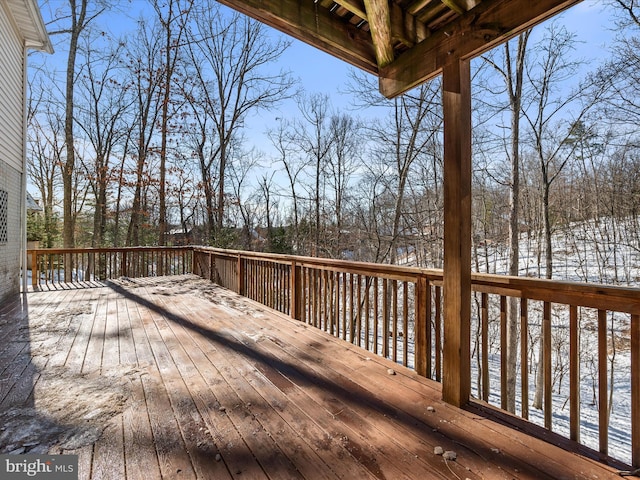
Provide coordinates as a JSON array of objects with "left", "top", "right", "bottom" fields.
[
  {"left": 31, "top": 249, "right": 38, "bottom": 290},
  {"left": 442, "top": 58, "right": 472, "bottom": 408}
]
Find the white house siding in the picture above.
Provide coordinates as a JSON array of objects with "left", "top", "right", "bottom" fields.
[{"left": 0, "top": 2, "right": 27, "bottom": 302}]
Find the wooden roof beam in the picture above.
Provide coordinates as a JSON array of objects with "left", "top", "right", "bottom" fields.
[
  {"left": 216, "top": 0, "right": 378, "bottom": 74},
  {"left": 333, "top": 0, "right": 367, "bottom": 20},
  {"left": 441, "top": 0, "right": 482, "bottom": 14},
  {"left": 378, "top": 0, "right": 584, "bottom": 98},
  {"left": 364, "top": 0, "right": 395, "bottom": 67},
  {"left": 440, "top": 0, "right": 465, "bottom": 15},
  {"left": 392, "top": 3, "right": 429, "bottom": 47}
]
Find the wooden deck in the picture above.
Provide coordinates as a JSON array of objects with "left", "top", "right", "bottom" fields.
[{"left": 0, "top": 275, "right": 626, "bottom": 479}]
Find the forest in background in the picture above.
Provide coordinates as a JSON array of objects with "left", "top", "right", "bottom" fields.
[{"left": 26, "top": 0, "right": 640, "bottom": 287}]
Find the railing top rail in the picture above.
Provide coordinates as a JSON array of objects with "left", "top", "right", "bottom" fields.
[
  {"left": 28, "top": 246, "right": 193, "bottom": 254},
  {"left": 195, "top": 246, "right": 640, "bottom": 314},
  {"left": 193, "top": 246, "right": 443, "bottom": 281},
  {"left": 30, "top": 246, "right": 640, "bottom": 314},
  {"left": 471, "top": 271, "right": 640, "bottom": 314}
]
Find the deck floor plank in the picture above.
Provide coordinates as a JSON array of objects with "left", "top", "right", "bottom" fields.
[
  {"left": 0, "top": 287, "right": 81, "bottom": 410},
  {"left": 136, "top": 288, "right": 232, "bottom": 480},
  {"left": 144, "top": 292, "right": 280, "bottom": 480},
  {"left": 240, "top": 295, "right": 581, "bottom": 479},
  {"left": 147, "top": 287, "right": 355, "bottom": 480},
  {"left": 119, "top": 296, "right": 162, "bottom": 480},
  {"left": 64, "top": 288, "right": 102, "bottom": 375},
  {"left": 159, "top": 290, "right": 377, "bottom": 480},
  {"left": 232, "top": 300, "right": 540, "bottom": 479},
  {"left": 133, "top": 294, "right": 198, "bottom": 480},
  {"left": 173, "top": 294, "right": 451, "bottom": 480},
  {"left": 82, "top": 289, "right": 110, "bottom": 373},
  {"left": 0, "top": 275, "right": 625, "bottom": 479},
  {"left": 91, "top": 416, "right": 125, "bottom": 480}
]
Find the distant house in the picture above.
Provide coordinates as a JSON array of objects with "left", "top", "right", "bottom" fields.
[{"left": 0, "top": 0, "right": 51, "bottom": 303}]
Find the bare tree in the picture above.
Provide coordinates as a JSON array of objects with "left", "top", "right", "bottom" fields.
[
  {"left": 75, "top": 33, "right": 130, "bottom": 248},
  {"left": 27, "top": 79, "right": 64, "bottom": 248},
  {"left": 152, "top": 0, "right": 193, "bottom": 246},
  {"left": 185, "top": 4, "right": 294, "bottom": 245},
  {"left": 267, "top": 119, "right": 306, "bottom": 252},
  {"left": 124, "top": 18, "right": 164, "bottom": 246},
  {"left": 364, "top": 80, "right": 442, "bottom": 265},
  {"left": 46, "top": 0, "right": 107, "bottom": 252},
  {"left": 227, "top": 149, "right": 260, "bottom": 249},
  {"left": 480, "top": 31, "right": 531, "bottom": 413},
  {"left": 326, "top": 113, "right": 362, "bottom": 257},
  {"left": 518, "top": 23, "right": 604, "bottom": 411},
  {"left": 292, "top": 93, "right": 333, "bottom": 256}
]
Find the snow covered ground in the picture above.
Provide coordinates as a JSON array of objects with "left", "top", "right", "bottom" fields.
[{"left": 470, "top": 218, "right": 639, "bottom": 466}]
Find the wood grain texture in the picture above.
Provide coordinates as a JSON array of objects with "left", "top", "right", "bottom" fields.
[
  {"left": 442, "top": 58, "right": 472, "bottom": 407},
  {"left": 1, "top": 277, "right": 625, "bottom": 478}
]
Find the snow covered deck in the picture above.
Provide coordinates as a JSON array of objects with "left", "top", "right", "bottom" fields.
[{"left": 0, "top": 275, "right": 626, "bottom": 479}]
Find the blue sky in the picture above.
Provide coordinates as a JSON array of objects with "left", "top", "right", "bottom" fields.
[
  {"left": 35, "top": 0, "right": 615, "bottom": 113},
  {"left": 30, "top": 0, "right": 618, "bottom": 191}
]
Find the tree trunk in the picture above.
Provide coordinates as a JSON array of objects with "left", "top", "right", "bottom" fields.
[{"left": 505, "top": 32, "right": 529, "bottom": 414}]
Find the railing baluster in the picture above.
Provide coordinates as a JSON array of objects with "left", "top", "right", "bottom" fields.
[
  {"left": 303, "top": 267, "right": 312, "bottom": 325},
  {"left": 570, "top": 305, "right": 579, "bottom": 442},
  {"left": 543, "top": 301, "right": 552, "bottom": 431},
  {"left": 500, "top": 295, "right": 507, "bottom": 411},
  {"left": 383, "top": 278, "right": 389, "bottom": 357},
  {"left": 311, "top": 269, "right": 318, "bottom": 328},
  {"left": 435, "top": 286, "right": 442, "bottom": 382},
  {"left": 356, "top": 274, "right": 362, "bottom": 347},
  {"left": 322, "top": 269, "right": 328, "bottom": 332},
  {"left": 633, "top": 313, "right": 640, "bottom": 468},
  {"left": 333, "top": 270, "right": 338, "bottom": 332},
  {"left": 403, "top": 281, "right": 409, "bottom": 367},
  {"left": 341, "top": 272, "right": 347, "bottom": 341},
  {"left": 365, "top": 277, "right": 371, "bottom": 351},
  {"left": 373, "top": 277, "right": 379, "bottom": 356},
  {"left": 31, "top": 249, "right": 38, "bottom": 290},
  {"left": 392, "top": 279, "right": 398, "bottom": 364},
  {"left": 521, "top": 298, "right": 529, "bottom": 419},
  {"left": 349, "top": 273, "right": 355, "bottom": 343},
  {"left": 598, "top": 309, "right": 608, "bottom": 457},
  {"left": 481, "top": 292, "right": 489, "bottom": 402},
  {"left": 426, "top": 281, "right": 432, "bottom": 379}
]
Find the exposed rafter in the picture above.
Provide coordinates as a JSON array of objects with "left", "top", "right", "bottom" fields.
[
  {"left": 217, "top": 0, "right": 585, "bottom": 98},
  {"left": 216, "top": 0, "right": 378, "bottom": 74},
  {"left": 333, "top": 0, "right": 367, "bottom": 20},
  {"left": 379, "top": 0, "right": 583, "bottom": 97}
]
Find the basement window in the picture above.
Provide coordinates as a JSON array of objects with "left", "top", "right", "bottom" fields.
[{"left": 0, "top": 190, "right": 7, "bottom": 244}]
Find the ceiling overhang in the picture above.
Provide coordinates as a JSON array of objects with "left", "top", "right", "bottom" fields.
[
  {"left": 216, "top": 0, "right": 583, "bottom": 98},
  {"left": 4, "top": 0, "right": 53, "bottom": 53}
]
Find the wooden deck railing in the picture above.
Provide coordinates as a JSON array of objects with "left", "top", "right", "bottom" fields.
[
  {"left": 28, "top": 247, "right": 193, "bottom": 289},
  {"left": 25, "top": 245, "right": 640, "bottom": 467},
  {"left": 194, "top": 246, "right": 640, "bottom": 468}
]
